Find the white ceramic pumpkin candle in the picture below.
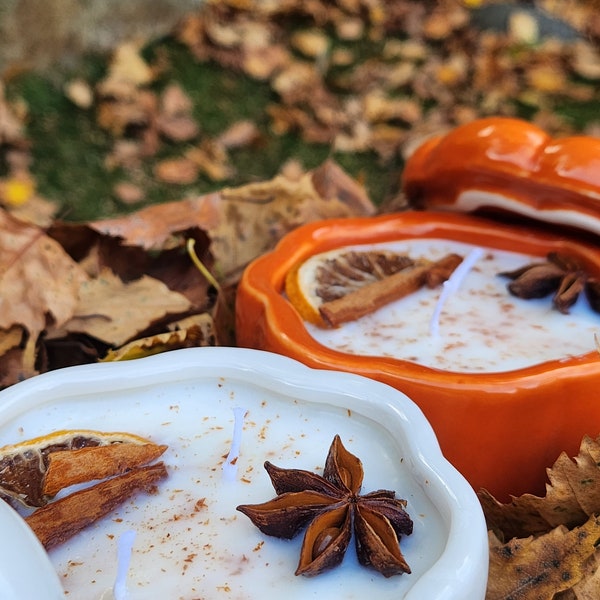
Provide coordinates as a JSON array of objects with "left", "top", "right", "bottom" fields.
[{"left": 0, "top": 348, "right": 487, "bottom": 600}]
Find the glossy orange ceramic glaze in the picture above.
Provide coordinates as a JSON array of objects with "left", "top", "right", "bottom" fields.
[
  {"left": 403, "top": 117, "right": 600, "bottom": 232},
  {"left": 235, "top": 211, "right": 600, "bottom": 501}
]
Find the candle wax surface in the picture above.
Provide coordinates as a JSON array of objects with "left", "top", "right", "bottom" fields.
[
  {"left": 303, "top": 239, "right": 600, "bottom": 373},
  {"left": 0, "top": 373, "right": 445, "bottom": 600}
]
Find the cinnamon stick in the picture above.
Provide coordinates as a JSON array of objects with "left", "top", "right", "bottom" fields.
[
  {"left": 27, "top": 462, "right": 168, "bottom": 549},
  {"left": 424, "top": 253, "right": 463, "bottom": 287},
  {"left": 43, "top": 442, "right": 168, "bottom": 497},
  {"left": 319, "top": 253, "right": 463, "bottom": 327}
]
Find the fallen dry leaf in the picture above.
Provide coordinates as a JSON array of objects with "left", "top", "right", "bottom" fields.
[
  {"left": 0, "top": 208, "right": 87, "bottom": 336},
  {"left": 0, "top": 208, "right": 224, "bottom": 387},
  {"left": 102, "top": 314, "right": 216, "bottom": 362},
  {"left": 0, "top": 82, "right": 28, "bottom": 148},
  {"left": 156, "top": 82, "right": 200, "bottom": 142},
  {"left": 0, "top": 325, "right": 24, "bottom": 356},
  {"left": 90, "top": 160, "right": 375, "bottom": 282},
  {"left": 153, "top": 157, "right": 199, "bottom": 184},
  {"left": 186, "top": 140, "right": 234, "bottom": 181},
  {"left": 216, "top": 119, "right": 261, "bottom": 149},
  {"left": 48, "top": 268, "right": 192, "bottom": 347},
  {"left": 480, "top": 435, "right": 600, "bottom": 541},
  {"left": 105, "top": 40, "right": 156, "bottom": 87},
  {"left": 481, "top": 435, "right": 600, "bottom": 599},
  {"left": 486, "top": 516, "right": 600, "bottom": 600},
  {"left": 113, "top": 181, "right": 145, "bottom": 205},
  {"left": 64, "top": 78, "right": 94, "bottom": 109},
  {"left": 173, "top": 0, "right": 600, "bottom": 162}
]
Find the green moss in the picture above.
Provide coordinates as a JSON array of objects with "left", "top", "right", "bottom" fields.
[{"left": 6, "top": 72, "right": 123, "bottom": 221}]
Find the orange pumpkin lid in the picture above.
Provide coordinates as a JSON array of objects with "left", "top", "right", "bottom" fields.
[{"left": 402, "top": 117, "right": 600, "bottom": 236}]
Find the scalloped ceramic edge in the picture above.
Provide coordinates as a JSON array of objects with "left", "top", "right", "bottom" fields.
[
  {"left": 235, "top": 211, "right": 600, "bottom": 500},
  {"left": 0, "top": 500, "right": 64, "bottom": 599},
  {"left": 0, "top": 347, "right": 488, "bottom": 600}
]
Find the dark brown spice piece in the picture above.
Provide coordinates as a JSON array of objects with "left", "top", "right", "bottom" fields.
[
  {"left": 236, "top": 435, "right": 412, "bottom": 577},
  {"left": 499, "top": 251, "right": 599, "bottom": 315}
]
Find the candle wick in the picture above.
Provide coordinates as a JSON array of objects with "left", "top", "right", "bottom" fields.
[
  {"left": 222, "top": 406, "right": 246, "bottom": 482},
  {"left": 429, "top": 247, "right": 484, "bottom": 337},
  {"left": 113, "top": 529, "right": 136, "bottom": 600}
]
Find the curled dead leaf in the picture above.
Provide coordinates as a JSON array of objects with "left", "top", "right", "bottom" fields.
[
  {"left": 49, "top": 268, "right": 192, "bottom": 347},
  {"left": 101, "top": 314, "right": 217, "bottom": 362}
]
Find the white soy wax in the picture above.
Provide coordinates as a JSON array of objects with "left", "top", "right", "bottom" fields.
[
  {"left": 305, "top": 239, "right": 600, "bottom": 373},
  {"left": 0, "top": 368, "right": 450, "bottom": 600}
]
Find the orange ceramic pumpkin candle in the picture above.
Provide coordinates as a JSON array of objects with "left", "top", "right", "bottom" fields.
[
  {"left": 237, "top": 118, "right": 600, "bottom": 501},
  {"left": 236, "top": 211, "right": 600, "bottom": 501}
]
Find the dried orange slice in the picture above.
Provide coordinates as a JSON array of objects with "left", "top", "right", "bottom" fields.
[
  {"left": 0, "top": 429, "right": 166, "bottom": 508},
  {"left": 285, "top": 249, "right": 416, "bottom": 327}
]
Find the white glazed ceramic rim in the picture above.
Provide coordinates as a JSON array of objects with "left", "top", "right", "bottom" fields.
[
  {"left": 0, "top": 500, "right": 64, "bottom": 599},
  {"left": 0, "top": 347, "right": 488, "bottom": 599}
]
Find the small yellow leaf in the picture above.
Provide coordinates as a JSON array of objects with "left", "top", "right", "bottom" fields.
[{"left": 1, "top": 177, "right": 35, "bottom": 206}]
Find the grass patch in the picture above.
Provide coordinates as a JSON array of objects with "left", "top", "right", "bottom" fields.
[
  {"left": 4, "top": 30, "right": 599, "bottom": 223},
  {"left": 5, "top": 38, "right": 397, "bottom": 222}
]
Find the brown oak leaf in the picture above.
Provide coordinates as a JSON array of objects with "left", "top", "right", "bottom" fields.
[
  {"left": 480, "top": 435, "right": 600, "bottom": 541},
  {"left": 486, "top": 516, "right": 600, "bottom": 600},
  {"left": 482, "top": 436, "right": 600, "bottom": 600}
]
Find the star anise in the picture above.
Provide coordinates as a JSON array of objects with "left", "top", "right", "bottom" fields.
[
  {"left": 236, "top": 434, "right": 413, "bottom": 578},
  {"left": 499, "top": 251, "right": 600, "bottom": 315}
]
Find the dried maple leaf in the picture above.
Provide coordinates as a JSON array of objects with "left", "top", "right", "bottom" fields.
[{"left": 486, "top": 516, "right": 600, "bottom": 600}]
